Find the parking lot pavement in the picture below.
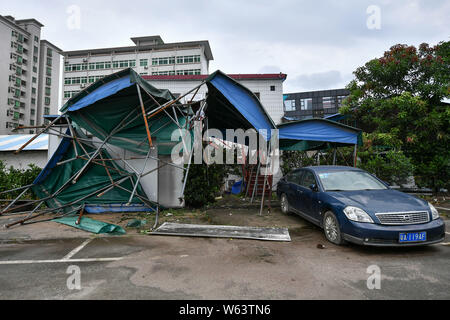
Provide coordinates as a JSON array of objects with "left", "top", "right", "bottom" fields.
[{"left": 0, "top": 219, "right": 449, "bottom": 300}]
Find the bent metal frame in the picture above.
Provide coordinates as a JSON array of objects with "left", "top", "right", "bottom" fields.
[{"left": 1, "top": 79, "right": 274, "bottom": 229}]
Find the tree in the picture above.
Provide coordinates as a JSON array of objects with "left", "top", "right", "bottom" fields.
[{"left": 341, "top": 41, "right": 450, "bottom": 192}]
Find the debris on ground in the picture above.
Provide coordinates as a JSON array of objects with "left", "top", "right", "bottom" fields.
[
  {"left": 53, "top": 216, "right": 126, "bottom": 235},
  {"left": 126, "top": 219, "right": 147, "bottom": 228}
]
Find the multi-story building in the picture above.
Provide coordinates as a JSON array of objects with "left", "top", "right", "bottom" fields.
[
  {"left": 142, "top": 73, "right": 288, "bottom": 125},
  {"left": 282, "top": 88, "right": 350, "bottom": 122},
  {"left": 0, "top": 15, "right": 62, "bottom": 135},
  {"left": 62, "top": 36, "right": 213, "bottom": 104}
]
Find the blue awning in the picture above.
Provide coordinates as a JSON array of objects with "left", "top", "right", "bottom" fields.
[
  {"left": 206, "top": 71, "right": 275, "bottom": 141},
  {"left": 278, "top": 119, "right": 362, "bottom": 146}
]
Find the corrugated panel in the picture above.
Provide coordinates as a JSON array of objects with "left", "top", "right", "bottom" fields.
[{"left": 0, "top": 134, "right": 48, "bottom": 151}]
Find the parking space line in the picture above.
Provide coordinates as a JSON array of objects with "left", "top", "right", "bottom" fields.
[
  {"left": 61, "top": 238, "right": 93, "bottom": 261},
  {"left": 0, "top": 238, "right": 125, "bottom": 265},
  {"left": 0, "top": 257, "right": 123, "bottom": 265}
]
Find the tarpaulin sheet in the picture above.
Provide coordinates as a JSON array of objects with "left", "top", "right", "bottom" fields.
[
  {"left": 206, "top": 71, "right": 275, "bottom": 141},
  {"left": 31, "top": 134, "right": 147, "bottom": 212},
  {"left": 53, "top": 216, "right": 126, "bottom": 235},
  {"left": 278, "top": 119, "right": 362, "bottom": 151}
]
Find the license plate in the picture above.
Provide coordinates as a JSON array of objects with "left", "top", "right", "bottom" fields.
[{"left": 399, "top": 232, "right": 427, "bottom": 243}]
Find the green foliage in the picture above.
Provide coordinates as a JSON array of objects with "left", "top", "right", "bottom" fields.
[
  {"left": 358, "top": 149, "right": 414, "bottom": 186},
  {"left": 183, "top": 163, "right": 228, "bottom": 208},
  {"left": 0, "top": 160, "right": 42, "bottom": 200},
  {"left": 280, "top": 151, "right": 317, "bottom": 175},
  {"left": 341, "top": 41, "right": 450, "bottom": 192}
]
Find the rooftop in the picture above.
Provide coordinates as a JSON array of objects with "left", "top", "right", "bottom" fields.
[
  {"left": 0, "top": 134, "right": 48, "bottom": 152},
  {"left": 63, "top": 37, "right": 214, "bottom": 60},
  {"left": 142, "top": 73, "right": 288, "bottom": 82}
]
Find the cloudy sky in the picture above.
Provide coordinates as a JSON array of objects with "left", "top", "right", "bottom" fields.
[{"left": 4, "top": 0, "right": 449, "bottom": 92}]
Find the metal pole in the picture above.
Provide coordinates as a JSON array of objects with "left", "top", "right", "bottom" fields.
[
  {"left": 136, "top": 84, "right": 153, "bottom": 147},
  {"left": 353, "top": 144, "right": 358, "bottom": 167},
  {"left": 1, "top": 187, "right": 30, "bottom": 214},
  {"left": 14, "top": 114, "right": 64, "bottom": 154}
]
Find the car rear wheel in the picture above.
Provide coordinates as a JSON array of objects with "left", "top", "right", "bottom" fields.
[
  {"left": 323, "top": 211, "right": 345, "bottom": 245},
  {"left": 280, "top": 193, "right": 290, "bottom": 214}
]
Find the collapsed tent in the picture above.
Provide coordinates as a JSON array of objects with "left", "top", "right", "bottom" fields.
[
  {"left": 205, "top": 70, "right": 276, "bottom": 141},
  {"left": 2, "top": 68, "right": 281, "bottom": 226}
]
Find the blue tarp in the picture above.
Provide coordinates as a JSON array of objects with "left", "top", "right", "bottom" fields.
[
  {"left": 33, "top": 129, "right": 72, "bottom": 185},
  {"left": 67, "top": 76, "right": 133, "bottom": 112},
  {"left": 278, "top": 119, "right": 362, "bottom": 146},
  {"left": 207, "top": 71, "right": 275, "bottom": 141}
]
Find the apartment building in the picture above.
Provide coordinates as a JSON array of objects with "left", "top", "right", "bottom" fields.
[
  {"left": 0, "top": 15, "right": 62, "bottom": 135},
  {"left": 62, "top": 36, "right": 213, "bottom": 104}
]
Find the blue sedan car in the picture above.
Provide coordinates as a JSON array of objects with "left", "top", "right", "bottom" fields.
[{"left": 277, "top": 166, "right": 445, "bottom": 246}]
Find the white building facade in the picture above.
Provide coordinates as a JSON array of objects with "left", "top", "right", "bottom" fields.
[
  {"left": 62, "top": 36, "right": 213, "bottom": 104},
  {"left": 0, "top": 15, "right": 62, "bottom": 135}
]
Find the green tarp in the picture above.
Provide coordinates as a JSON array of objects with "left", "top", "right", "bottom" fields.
[
  {"left": 53, "top": 216, "right": 126, "bottom": 235},
  {"left": 60, "top": 69, "right": 185, "bottom": 156},
  {"left": 32, "top": 136, "right": 146, "bottom": 213}
]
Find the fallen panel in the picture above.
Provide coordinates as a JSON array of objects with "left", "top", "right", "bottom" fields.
[{"left": 151, "top": 222, "right": 291, "bottom": 242}]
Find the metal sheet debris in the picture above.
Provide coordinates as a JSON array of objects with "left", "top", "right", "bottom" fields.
[{"left": 150, "top": 222, "right": 291, "bottom": 242}]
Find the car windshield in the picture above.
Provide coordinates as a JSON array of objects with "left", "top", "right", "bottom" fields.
[{"left": 318, "top": 170, "right": 388, "bottom": 191}]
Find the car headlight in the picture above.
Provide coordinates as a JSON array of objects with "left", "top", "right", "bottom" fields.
[
  {"left": 343, "top": 206, "right": 374, "bottom": 223},
  {"left": 428, "top": 203, "right": 440, "bottom": 220}
]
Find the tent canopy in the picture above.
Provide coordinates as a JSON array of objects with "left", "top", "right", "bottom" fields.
[
  {"left": 60, "top": 68, "right": 180, "bottom": 155},
  {"left": 278, "top": 119, "right": 363, "bottom": 151},
  {"left": 205, "top": 70, "right": 276, "bottom": 141}
]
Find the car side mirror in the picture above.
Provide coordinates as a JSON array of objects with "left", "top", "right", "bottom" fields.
[{"left": 309, "top": 184, "right": 318, "bottom": 192}]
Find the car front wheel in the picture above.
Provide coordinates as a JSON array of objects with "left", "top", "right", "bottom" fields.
[
  {"left": 323, "top": 211, "right": 345, "bottom": 245},
  {"left": 280, "top": 193, "right": 290, "bottom": 214}
]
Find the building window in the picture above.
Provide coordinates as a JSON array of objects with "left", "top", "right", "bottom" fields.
[
  {"left": 44, "top": 107, "right": 50, "bottom": 115},
  {"left": 32, "top": 88, "right": 36, "bottom": 95},
  {"left": 284, "top": 99, "right": 296, "bottom": 112},
  {"left": 322, "top": 97, "right": 335, "bottom": 109},
  {"left": 300, "top": 98, "right": 312, "bottom": 111},
  {"left": 33, "top": 56, "right": 38, "bottom": 63},
  {"left": 34, "top": 36, "right": 39, "bottom": 42},
  {"left": 33, "top": 66, "right": 37, "bottom": 73},
  {"left": 34, "top": 46, "right": 38, "bottom": 54},
  {"left": 47, "top": 57, "right": 52, "bottom": 66},
  {"left": 270, "top": 86, "right": 276, "bottom": 92},
  {"left": 30, "top": 119, "right": 35, "bottom": 126},
  {"left": 45, "top": 98, "right": 50, "bottom": 106},
  {"left": 32, "top": 77, "right": 37, "bottom": 83},
  {"left": 45, "top": 87, "right": 51, "bottom": 96},
  {"left": 46, "top": 77, "right": 52, "bottom": 86},
  {"left": 31, "top": 108, "right": 35, "bottom": 115},
  {"left": 31, "top": 98, "right": 36, "bottom": 105},
  {"left": 15, "top": 78, "right": 21, "bottom": 87},
  {"left": 46, "top": 67, "right": 51, "bottom": 76},
  {"left": 140, "top": 59, "right": 148, "bottom": 67},
  {"left": 47, "top": 48, "right": 52, "bottom": 57}
]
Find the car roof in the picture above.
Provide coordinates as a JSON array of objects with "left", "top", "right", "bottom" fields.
[{"left": 303, "top": 166, "right": 364, "bottom": 173}]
